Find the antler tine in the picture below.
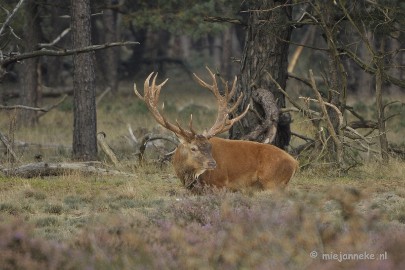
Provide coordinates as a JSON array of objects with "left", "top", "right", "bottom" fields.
[
  {"left": 225, "top": 104, "right": 250, "bottom": 128},
  {"left": 133, "top": 83, "right": 144, "bottom": 101},
  {"left": 134, "top": 72, "right": 156, "bottom": 101},
  {"left": 193, "top": 67, "right": 222, "bottom": 98},
  {"left": 207, "top": 67, "right": 219, "bottom": 95},
  {"left": 188, "top": 114, "right": 198, "bottom": 135},
  {"left": 209, "top": 104, "right": 250, "bottom": 136},
  {"left": 221, "top": 77, "right": 230, "bottom": 100},
  {"left": 193, "top": 68, "right": 249, "bottom": 138},
  {"left": 175, "top": 117, "right": 197, "bottom": 139},
  {"left": 134, "top": 72, "right": 195, "bottom": 141},
  {"left": 229, "top": 92, "right": 244, "bottom": 113},
  {"left": 151, "top": 73, "right": 168, "bottom": 105},
  {"left": 193, "top": 73, "right": 212, "bottom": 91}
]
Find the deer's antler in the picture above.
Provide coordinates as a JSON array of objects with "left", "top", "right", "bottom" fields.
[
  {"left": 134, "top": 72, "right": 196, "bottom": 141},
  {"left": 193, "top": 67, "right": 249, "bottom": 138}
]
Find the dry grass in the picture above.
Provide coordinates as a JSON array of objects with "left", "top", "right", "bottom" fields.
[
  {"left": 1, "top": 74, "right": 404, "bottom": 269},
  {"left": 1, "top": 162, "right": 405, "bottom": 269}
]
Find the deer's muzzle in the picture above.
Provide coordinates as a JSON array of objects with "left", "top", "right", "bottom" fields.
[{"left": 206, "top": 160, "right": 217, "bottom": 170}]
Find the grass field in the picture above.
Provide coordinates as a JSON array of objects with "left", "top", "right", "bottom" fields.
[
  {"left": 0, "top": 161, "right": 404, "bottom": 269},
  {"left": 1, "top": 74, "right": 404, "bottom": 269}
]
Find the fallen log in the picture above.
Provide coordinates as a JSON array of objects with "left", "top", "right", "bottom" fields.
[{"left": 1, "top": 161, "right": 135, "bottom": 178}]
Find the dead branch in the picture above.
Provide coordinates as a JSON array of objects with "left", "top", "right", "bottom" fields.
[
  {"left": 288, "top": 72, "right": 312, "bottom": 88},
  {"left": 298, "top": 96, "right": 344, "bottom": 129},
  {"left": 389, "top": 144, "right": 405, "bottom": 159},
  {"left": 345, "top": 105, "right": 367, "bottom": 123},
  {"left": 266, "top": 71, "right": 319, "bottom": 118},
  {"left": 0, "top": 95, "right": 68, "bottom": 112},
  {"left": 2, "top": 86, "right": 73, "bottom": 100},
  {"left": 96, "top": 87, "right": 111, "bottom": 105},
  {"left": 291, "top": 131, "right": 315, "bottom": 142},
  {"left": 1, "top": 41, "right": 139, "bottom": 69},
  {"left": 336, "top": 1, "right": 405, "bottom": 89},
  {"left": 0, "top": 130, "right": 18, "bottom": 162},
  {"left": 1, "top": 161, "right": 135, "bottom": 178},
  {"left": 0, "top": 140, "right": 71, "bottom": 150},
  {"left": 347, "top": 120, "right": 378, "bottom": 130},
  {"left": 308, "top": 70, "right": 342, "bottom": 140},
  {"left": 97, "top": 132, "right": 120, "bottom": 166},
  {"left": 138, "top": 134, "right": 179, "bottom": 163},
  {"left": 38, "top": 28, "right": 71, "bottom": 48},
  {"left": 126, "top": 124, "right": 139, "bottom": 145},
  {"left": 308, "top": 69, "right": 344, "bottom": 168},
  {"left": 158, "top": 149, "right": 176, "bottom": 165},
  {"left": 288, "top": 26, "right": 315, "bottom": 73},
  {"left": 344, "top": 126, "right": 371, "bottom": 144},
  {"left": 203, "top": 16, "right": 245, "bottom": 26},
  {"left": 0, "top": 0, "right": 25, "bottom": 37}
]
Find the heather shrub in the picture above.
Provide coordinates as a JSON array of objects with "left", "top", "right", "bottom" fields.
[{"left": 0, "top": 219, "right": 86, "bottom": 270}]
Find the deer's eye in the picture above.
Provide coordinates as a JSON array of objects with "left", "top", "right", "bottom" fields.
[{"left": 191, "top": 146, "right": 198, "bottom": 152}]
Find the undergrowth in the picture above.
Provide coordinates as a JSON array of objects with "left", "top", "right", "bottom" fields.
[{"left": 1, "top": 161, "right": 405, "bottom": 269}]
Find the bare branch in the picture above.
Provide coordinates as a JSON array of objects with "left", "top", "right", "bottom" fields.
[
  {"left": 343, "top": 48, "right": 405, "bottom": 88},
  {"left": 0, "top": 0, "right": 25, "bottom": 37},
  {"left": 97, "top": 132, "right": 120, "bottom": 166},
  {"left": 127, "top": 124, "right": 138, "bottom": 144},
  {"left": 96, "top": 87, "right": 111, "bottom": 105},
  {"left": 203, "top": 16, "right": 245, "bottom": 26},
  {"left": 0, "top": 130, "right": 18, "bottom": 163},
  {"left": 38, "top": 28, "right": 71, "bottom": 48},
  {"left": 308, "top": 69, "right": 342, "bottom": 163},
  {"left": 1, "top": 41, "right": 139, "bottom": 69},
  {"left": 0, "top": 95, "right": 67, "bottom": 112},
  {"left": 288, "top": 72, "right": 312, "bottom": 88},
  {"left": 298, "top": 96, "right": 344, "bottom": 129},
  {"left": 138, "top": 133, "right": 179, "bottom": 163},
  {"left": 266, "top": 71, "right": 318, "bottom": 117},
  {"left": 291, "top": 131, "right": 315, "bottom": 142}
]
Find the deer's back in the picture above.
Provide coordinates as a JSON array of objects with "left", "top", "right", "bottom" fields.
[{"left": 202, "top": 137, "right": 298, "bottom": 189}]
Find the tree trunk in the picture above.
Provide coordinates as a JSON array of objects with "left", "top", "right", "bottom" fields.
[
  {"left": 375, "top": 40, "right": 389, "bottom": 163},
  {"left": 313, "top": 0, "right": 347, "bottom": 168},
  {"left": 71, "top": 0, "right": 97, "bottom": 161},
  {"left": 221, "top": 27, "right": 233, "bottom": 81},
  {"left": 229, "top": 0, "right": 292, "bottom": 150},
  {"left": 20, "top": 0, "right": 40, "bottom": 126},
  {"left": 45, "top": 0, "right": 69, "bottom": 87},
  {"left": 212, "top": 34, "right": 221, "bottom": 71},
  {"left": 102, "top": 0, "right": 120, "bottom": 93}
]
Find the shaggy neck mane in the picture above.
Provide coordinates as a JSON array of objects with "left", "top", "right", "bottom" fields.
[{"left": 175, "top": 166, "right": 205, "bottom": 190}]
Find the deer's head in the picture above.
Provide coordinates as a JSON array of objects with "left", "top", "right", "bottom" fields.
[{"left": 134, "top": 67, "right": 249, "bottom": 179}]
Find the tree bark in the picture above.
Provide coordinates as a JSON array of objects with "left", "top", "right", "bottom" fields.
[
  {"left": 44, "top": 0, "right": 69, "bottom": 87},
  {"left": 71, "top": 0, "right": 98, "bottom": 161},
  {"left": 375, "top": 40, "right": 389, "bottom": 163},
  {"left": 221, "top": 27, "right": 233, "bottom": 81},
  {"left": 20, "top": 0, "right": 40, "bottom": 126},
  {"left": 229, "top": 0, "right": 292, "bottom": 150},
  {"left": 101, "top": 0, "right": 120, "bottom": 93}
]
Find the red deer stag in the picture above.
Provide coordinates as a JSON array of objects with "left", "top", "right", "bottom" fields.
[{"left": 134, "top": 67, "right": 298, "bottom": 192}]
